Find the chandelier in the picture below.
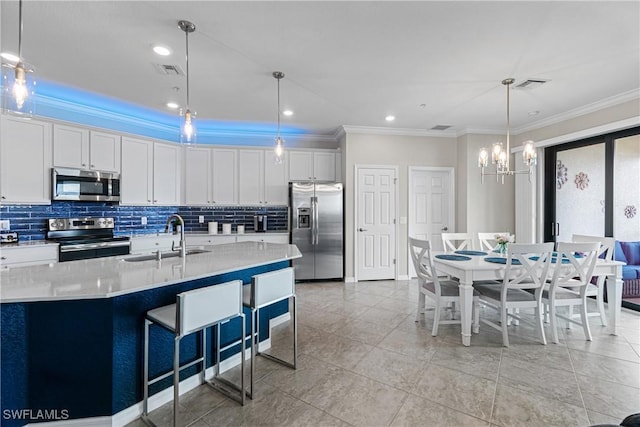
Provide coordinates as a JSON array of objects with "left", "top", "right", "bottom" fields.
[
  {"left": 1, "top": 0, "right": 36, "bottom": 116},
  {"left": 478, "top": 78, "right": 537, "bottom": 183},
  {"left": 178, "top": 20, "right": 197, "bottom": 144},
  {"left": 273, "top": 71, "right": 285, "bottom": 163}
]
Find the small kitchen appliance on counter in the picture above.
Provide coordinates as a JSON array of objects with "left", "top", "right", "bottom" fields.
[
  {"left": 0, "top": 232, "right": 19, "bottom": 244},
  {"left": 46, "top": 217, "right": 130, "bottom": 262},
  {"left": 253, "top": 215, "right": 267, "bottom": 232}
]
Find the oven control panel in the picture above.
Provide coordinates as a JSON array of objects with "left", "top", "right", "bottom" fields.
[{"left": 48, "top": 217, "right": 115, "bottom": 231}]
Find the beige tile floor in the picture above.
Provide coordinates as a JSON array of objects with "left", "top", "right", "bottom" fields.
[{"left": 128, "top": 280, "right": 640, "bottom": 427}]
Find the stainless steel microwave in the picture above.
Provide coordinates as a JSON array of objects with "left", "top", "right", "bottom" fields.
[{"left": 52, "top": 168, "right": 120, "bottom": 202}]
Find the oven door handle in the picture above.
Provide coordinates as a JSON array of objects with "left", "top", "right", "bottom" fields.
[{"left": 60, "top": 241, "right": 131, "bottom": 252}]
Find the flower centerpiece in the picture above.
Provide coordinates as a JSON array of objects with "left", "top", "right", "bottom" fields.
[{"left": 495, "top": 233, "right": 514, "bottom": 255}]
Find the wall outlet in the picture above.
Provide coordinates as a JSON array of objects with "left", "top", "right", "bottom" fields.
[
  {"left": 198, "top": 215, "right": 205, "bottom": 223},
  {"left": 141, "top": 217, "right": 147, "bottom": 225},
  {"left": 0, "top": 220, "right": 10, "bottom": 230}
]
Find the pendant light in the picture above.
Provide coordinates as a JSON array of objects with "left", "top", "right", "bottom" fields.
[
  {"left": 178, "top": 20, "right": 196, "bottom": 144},
  {"left": 478, "top": 78, "right": 537, "bottom": 184},
  {"left": 273, "top": 71, "right": 285, "bottom": 163},
  {"left": 1, "top": 0, "right": 36, "bottom": 116}
]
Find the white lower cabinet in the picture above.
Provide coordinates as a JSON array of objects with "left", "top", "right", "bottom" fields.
[
  {"left": 236, "top": 234, "right": 289, "bottom": 244},
  {"left": 0, "top": 245, "right": 58, "bottom": 269},
  {"left": 129, "top": 234, "right": 181, "bottom": 254},
  {"left": 186, "top": 235, "right": 236, "bottom": 247}
]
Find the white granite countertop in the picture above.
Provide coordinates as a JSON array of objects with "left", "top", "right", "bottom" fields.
[
  {"left": 0, "top": 242, "right": 301, "bottom": 303},
  {"left": 0, "top": 240, "right": 59, "bottom": 249}
]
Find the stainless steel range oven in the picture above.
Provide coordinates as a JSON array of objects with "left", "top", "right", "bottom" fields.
[{"left": 47, "top": 217, "right": 130, "bottom": 262}]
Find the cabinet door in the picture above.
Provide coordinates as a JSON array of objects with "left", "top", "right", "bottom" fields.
[
  {"left": 53, "top": 124, "right": 89, "bottom": 169},
  {"left": 184, "top": 146, "right": 211, "bottom": 205},
  {"left": 238, "top": 149, "right": 264, "bottom": 205},
  {"left": 313, "top": 152, "right": 336, "bottom": 181},
  {"left": 153, "top": 142, "right": 181, "bottom": 205},
  {"left": 288, "top": 151, "right": 314, "bottom": 181},
  {"left": 120, "top": 137, "right": 153, "bottom": 205},
  {"left": 264, "top": 150, "right": 288, "bottom": 205},
  {"left": 335, "top": 152, "right": 342, "bottom": 183},
  {"left": 0, "top": 116, "right": 52, "bottom": 204},
  {"left": 211, "top": 148, "right": 237, "bottom": 205},
  {"left": 90, "top": 131, "right": 121, "bottom": 172}
]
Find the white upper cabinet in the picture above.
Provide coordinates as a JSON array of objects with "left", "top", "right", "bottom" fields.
[
  {"left": 120, "top": 137, "right": 153, "bottom": 205},
  {"left": 89, "top": 131, "right": 121, "bottom": 172},
  {"left": 211, "top": 148, "right": 237, "bottom": 205},
  {"left": 53, "top": 124, "right": 120, "bottom": 172},
  {"left": 288, "top": 150, "right": 336, "bottom": 182},
  {"left": 152, "top": 142, "right": 181, "bottom": 205},
  {"left": 263, "top": 150, "right": 288, "bottom": 205},
  {"left": 121, "top": 138, "right": 181, "bottom": 206},
  {"left": 238, "top": 149, "right": 264, "bottom": 205},
  {"left": 288, "top": 151, "right": 314, "bottom": 181},
  {"left": 184, "top": 146, "right": 212, "bottom": 205},
  {"left": 0, "top": 115, "right": 52, "bottom": 204}
]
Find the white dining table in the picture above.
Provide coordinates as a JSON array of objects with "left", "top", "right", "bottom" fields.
[{"left": 433, "top": 253, "right": 625, "bottom": 346}]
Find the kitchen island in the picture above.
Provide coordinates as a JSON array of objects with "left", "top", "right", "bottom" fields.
[{"left": 1, "top": 241, "right": 301, "bottom": 426}]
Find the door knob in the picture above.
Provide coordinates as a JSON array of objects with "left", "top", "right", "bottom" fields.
[
  {"left": 358, "top": 228, "right": 367, "bottom": 232},
  {"left": 441, "top": 226, "right": 448, "bottom": 231}
]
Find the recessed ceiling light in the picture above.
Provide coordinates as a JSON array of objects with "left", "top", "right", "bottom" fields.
[
  {"left": 0, "top": 52, "right": 19, "bottom": 62},
  {"left": 282, "top": 110, "right": 293, "bottom": 116},
  {"left": 166, "top": 102, "right": 179, "bottom": 109},
  {"left": 153, "top": 45, "right": 172, "bottom": 56},
  {"left": 385, "top": 115, "right": 395, "bottom": 122}
]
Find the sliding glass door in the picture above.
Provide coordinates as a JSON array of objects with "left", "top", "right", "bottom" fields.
[{"left": 614, "top": 134, "right": 640, "bottom": 241}]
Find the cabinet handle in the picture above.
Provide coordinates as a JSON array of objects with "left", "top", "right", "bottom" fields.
[
  {"left": 147, "top": 200, "right": 151, "bottom": 203},
  {"left": 153, "top": 200, "right": 158, "bottom": 203},
  {"left": 1, "top": 257, "right": 6, "bottom": 260},
  {"left": 82, "top": 163, "right": 86, "bottom": 167},
  {"left": 90, "top": 164, "right": 95, "bottom": 168},
  {"left": 1, "top": 196, "right": 5, "bottom": 199}
]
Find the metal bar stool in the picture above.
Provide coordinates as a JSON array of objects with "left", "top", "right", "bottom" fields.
[
  {"left": 243, "top": 267, "right": 297, "bottom": 399},
  {"left": 142, "top": 280, "right": 245, "bottom": 427}
]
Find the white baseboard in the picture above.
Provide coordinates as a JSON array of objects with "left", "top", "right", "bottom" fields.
[
  {"left": 397, "top": 274, "right": 410, "bottom": 281},
  {"left": 344, "top": 276, "right": 357, "bottom": 283},
  {"left": 29, "top": 313, "right": 291, "bottom": 427}
]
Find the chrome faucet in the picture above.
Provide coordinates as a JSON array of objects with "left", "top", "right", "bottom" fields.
[{"left": 164, "top": 214, "right": 186, "bottom": 258}]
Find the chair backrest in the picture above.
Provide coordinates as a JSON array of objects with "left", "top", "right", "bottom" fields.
[
  {"left": 409, "top": 237, "right": 445, "bottom": 295},
  {"left": 549, "top": 242, "right": 600, "bottom": 291},
  {"left": 251, "top": 267, "right": 295, "bottom": 308},
  {"left": 441, "top": 232, "right": 473, "bottom": 252},
  {"left": 177, "top": 280, "right": 243, "bottom": 336},
  {"left": 502, "top": 243, "right": 555, "bottom": 292},
  {"left": 478, "top": 232, "right": 513, "bottom": 251},
  {"left": 571, "top": 234, "right": 614, "bottom": 261}
]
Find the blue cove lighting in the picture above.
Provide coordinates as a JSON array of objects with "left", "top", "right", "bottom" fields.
[{"left": 31, "top": 79, "right": 308, "bottom": 145}]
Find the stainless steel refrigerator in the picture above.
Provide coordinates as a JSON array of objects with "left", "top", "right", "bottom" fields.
[{"left": 289, "top": 182, "right": 344, "bottom": 280}]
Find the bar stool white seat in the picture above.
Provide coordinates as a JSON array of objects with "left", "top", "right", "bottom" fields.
[
  {"left": 243, "top": 267, "right": 297, "bottom": 399},
  {"left": 142, "top": 280, "right": 245, "bottom": 427}
]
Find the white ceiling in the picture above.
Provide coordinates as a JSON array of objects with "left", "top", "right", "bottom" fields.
[{"left": 1, "top": 1, "right": 639, "bottom": 138}]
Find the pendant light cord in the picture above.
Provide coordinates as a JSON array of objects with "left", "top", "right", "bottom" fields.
[
  {"left": 505, "top": 80, "right": 510, "bottom": 170},
  {"left": 185, "top": 28, "right": 190, "bottom": 109},
  {"left": 18, "top": 0, "right": 23, "bottom": 60},
  {"left": 276, "top": 76, "right": 281, "bottom": 138}
]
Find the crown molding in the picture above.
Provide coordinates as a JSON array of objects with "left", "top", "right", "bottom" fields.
[
  {"left": 341, "top": 125, "right": 457, "bottom": 138},
  {"left": 514, "top": 89, "right": 640, "bottom": 134}
]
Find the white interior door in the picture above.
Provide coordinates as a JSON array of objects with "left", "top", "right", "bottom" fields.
[
  {"left": 356, "top": 166, "right": 397, "bottom": 281},
  {"left": 408, "top": 167, "right": 454, "bottom": 277}
]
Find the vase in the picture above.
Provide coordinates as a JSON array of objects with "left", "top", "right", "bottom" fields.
[{"left": 498, "top": 243, "right": 507, "bottom": 256}]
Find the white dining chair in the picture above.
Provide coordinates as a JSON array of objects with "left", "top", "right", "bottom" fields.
[
  {"left": 410, "top": 237, "right": 480, "bottom": 337},
  {"left": 477, "top": 232, "right": 514, "bottom": 252},
  {"left": 474, "top": 242, "right": 554, "bottom": 347},
  {"left": 543, "top": 241, "right": 600, "bottom": 344},
  {"left": 571, "top": 234, "right": 614, "bottom": 326},
  {"left": 441, "top": 232, "right": 473, "bottom": 252}
]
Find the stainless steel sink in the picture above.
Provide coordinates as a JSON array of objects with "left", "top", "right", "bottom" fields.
[{"left": 123, "top": 249, "right": 210, "bottom": 262}]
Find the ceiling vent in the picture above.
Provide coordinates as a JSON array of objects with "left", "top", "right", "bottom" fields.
[
  {"left": 153, "top": 63, "right": 185, "bottom": 76},
  {"left": 514, "top": 78, "right": 549, "bottom": 90},
  {"left": 431, "top": 125, "right": 452, "bottom": 131}
]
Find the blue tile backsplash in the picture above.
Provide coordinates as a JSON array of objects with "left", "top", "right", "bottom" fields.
[{"left": 0, "top": 202, "right": 288, "bottom": 241}]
